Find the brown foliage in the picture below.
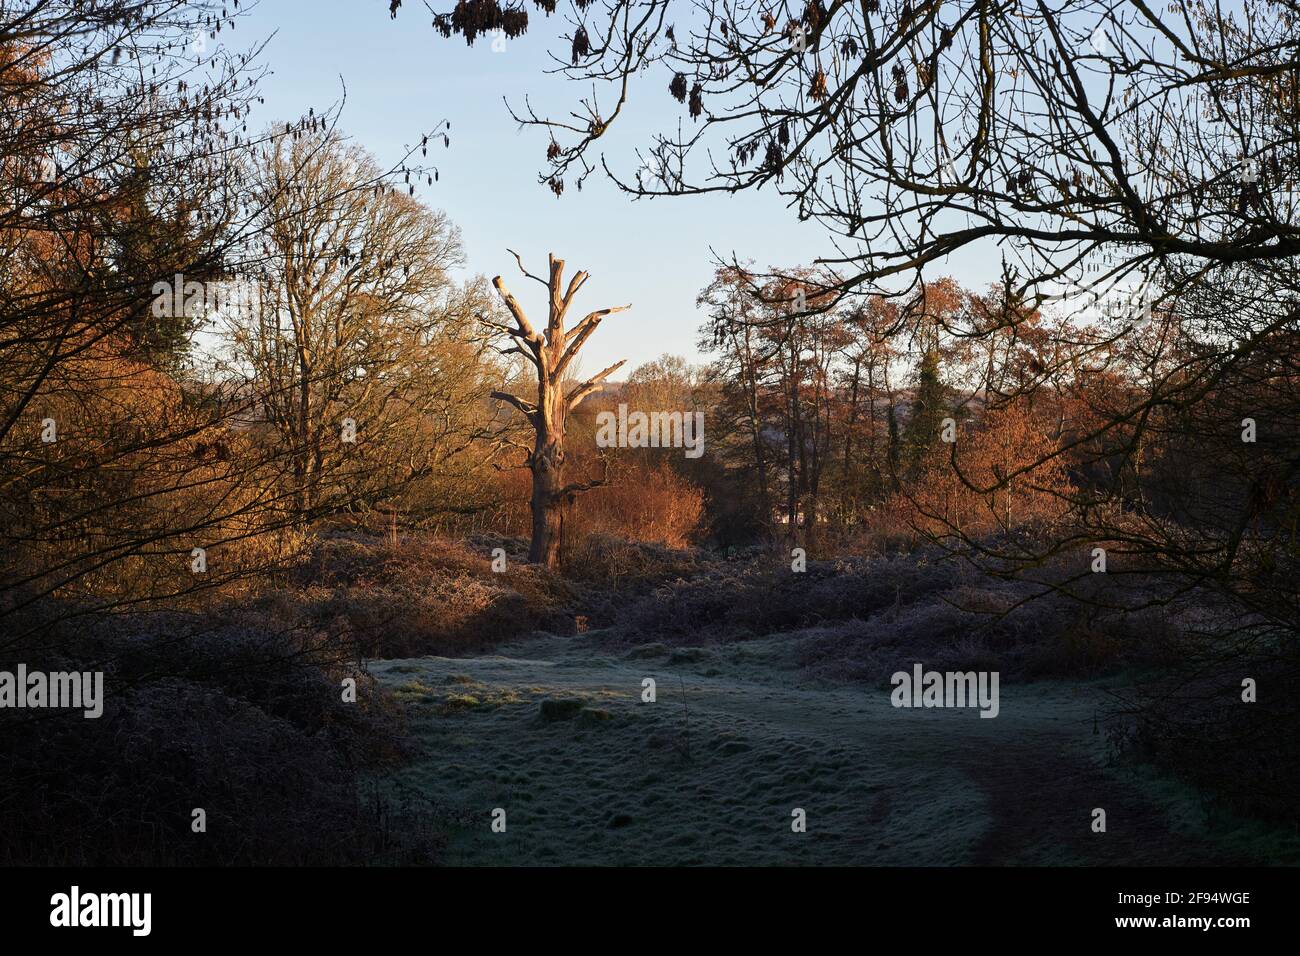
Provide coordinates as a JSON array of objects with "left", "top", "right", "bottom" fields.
[
  {"left": 566, "top": 459, "right": 705, "bottom": 549},
  {"left": 870, "top": 400, "right": 1072, "bottom": 544}
]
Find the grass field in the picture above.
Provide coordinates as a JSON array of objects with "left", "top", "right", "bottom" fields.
[{"left": 372, "top": 629, "right": 1297, "bottom": 867}]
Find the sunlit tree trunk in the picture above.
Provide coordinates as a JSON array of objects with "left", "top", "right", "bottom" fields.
[{"left": 489, "top": 253, "right": 629, "bottom": 568}]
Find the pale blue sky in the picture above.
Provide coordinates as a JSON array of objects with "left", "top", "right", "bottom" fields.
[{"left": 236, "top": 0, "right": 982, "bottom": 371}]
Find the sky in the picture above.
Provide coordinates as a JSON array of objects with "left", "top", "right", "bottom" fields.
[{"left": 233, "top": 0, "right": 985, "bottom": 372}]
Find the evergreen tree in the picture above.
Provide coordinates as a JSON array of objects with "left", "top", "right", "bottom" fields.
[{"left": 903, "top": 347, "right": 947, "bottom": 472}]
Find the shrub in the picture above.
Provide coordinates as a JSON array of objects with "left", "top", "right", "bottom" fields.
[
  {"left": 566, "top": 460, "right": 705, "bottom": 549},
  {"left": 0, "top": 601, "right": 442, "bottom": 865},
  {"left": 269, "top": 530, "right": 581, "bottom": 657},
  {"left": 1120, "top": 648, "right": 1300, "bottom": 827}
]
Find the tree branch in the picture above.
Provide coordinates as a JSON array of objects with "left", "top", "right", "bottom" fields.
[
  {"left": 555, "top": 456, "right": 611, "bottom": 499},
  {"left": 558, "top": 304, "right": 630, "bottom": 377},
  {"left": 490, "top": 389, "right": 539, "bottom": 423},
  {"left": 566, "top": 359, "right": 626, "bottom": 410},
  {"left": 491, "top": 275, "right": 545, "bottom": 360}
]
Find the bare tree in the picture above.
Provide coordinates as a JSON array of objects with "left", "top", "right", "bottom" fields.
[
  {"left": 227, "top": 131, "right": 492, "bottom": 521},
  {"left": 486, "top": 252, "right": 629, "bottom": 567}
]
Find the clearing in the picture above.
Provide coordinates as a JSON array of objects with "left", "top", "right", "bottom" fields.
[{"left": 372, "top": 630, "right": 1293, "bottom": 866}]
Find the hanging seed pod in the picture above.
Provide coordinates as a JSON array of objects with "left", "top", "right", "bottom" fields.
[
  {"left": 670, "top": 72, "right": 688, "bottom": 102},
  {"left": 689, "top": 82, "right": 704, "bottom": 119},
  {"left": 549, "top": 177, "right": 565, "bottom": 197},
  {"left": 778, "top": 119, "right": 790, "bottom": 146},
  {"left": 547, "top": 139, "right": 562, "bottom": 161},
  {"left": 571, "top": 26, "right": 589, "bottom": 63},
  {"left": 810, "top": 69, "right": 828, "bottom": 102},
  {"left": 802, "top": 0, "right": 825, "bottom": 30},
  {"left": 764, "top": 138, "right": 782, "bottom": 170},
  {"left": 762, "top": 11, "right": 776, "bottom": 33},
  {"left": 502, "top": 9, "right": 529, "bottom": 37}
]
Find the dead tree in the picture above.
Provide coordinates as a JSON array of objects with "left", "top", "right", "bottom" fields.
[{"left": 489, "top": 252, "right": 630, "bottom": 568}]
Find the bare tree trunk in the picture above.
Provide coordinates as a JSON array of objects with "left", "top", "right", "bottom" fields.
[
  {"left": 489, "top": 252, "right": 629, "bottom": 569},
  {"left": 842, "top": 358, "right": 861, "bottom": 523},
  {"left": 738, "top": 328, "right": 771, "bottom": 525},
  {"left": 529, "top": 413, "right": 565, "bottom": 566}
]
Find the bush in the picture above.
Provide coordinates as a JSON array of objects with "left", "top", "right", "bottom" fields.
[
  {"left": 618, "top": 550, "right": 956, "bottom": 641},
  {"left": 0, "top": 601, "right": 441, "bottom": 865},
  {"left": 269, "top": 530, "right": 582, "bottom": 657},
  {"left": 562, "top": 534, "right": 705, "bottom": 587},
  {"left": 613, "top": 544, "right": 1190, "bottom": 687},
  {"left": 566, "top": 460, "right": 705, "bottom": 549},
  {"left": 1118, "top": 646, "right": 1300, "bottom": 827}
]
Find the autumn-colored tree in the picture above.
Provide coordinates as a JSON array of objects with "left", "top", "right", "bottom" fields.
[
  {"left": 1, "top": 4, "right": 283, "bottom": 625},
  {"left": 905, "top": 400, "right": 1073, "bottom": 542},
  {"left": 0, "top": 3, "right": 448, "bottom": 629}
]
